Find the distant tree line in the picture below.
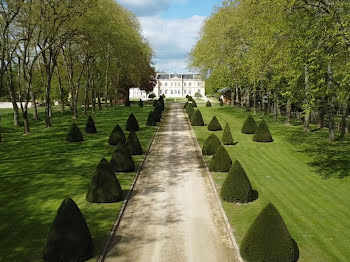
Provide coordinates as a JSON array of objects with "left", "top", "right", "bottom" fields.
[{"left": 189, "top": 0, "right": 350, "bottom": 141}]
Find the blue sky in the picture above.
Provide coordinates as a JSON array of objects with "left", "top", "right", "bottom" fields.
[{"left": 118, "top": 0, "right": 223, "bottom": 73}]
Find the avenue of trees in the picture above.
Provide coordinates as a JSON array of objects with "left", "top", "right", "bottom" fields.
[
  {"left": 189, "top": 0, "right": 350, "bottom": 141},
  {"left": 0, "top": 0, "right": 155, "bottom": 134}
]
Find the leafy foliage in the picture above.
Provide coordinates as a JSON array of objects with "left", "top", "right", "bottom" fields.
[
  {"left": 85, "top": 116, "right": 97, "bottom": 134},
  {"left": 208, "top": 116, "right": 222, "bottom": 131},
  {"left": 110, "top": 142, "right": 135, "bottom": 172},
  {"left": 209, "top": 145, "right": 232, "bottom": 172},
  {"left": 253, "top": 120, "right": 273, "bottom": 142},
  {"left": 241, "top": 115, "right": 257, "bottom": 134},
  {"left": 108, "top": 124, "right": 126, "bottom": 146},
  {"left": 206, "top": 101, "right": 212, "bottom": 107},
  {"left": 126, "top": 131, "right": 143, "bottom": 155},
  {"left": 66, "top": 123, "right": 83, "bottom": 142},
  {"left": 146, "top": 111, "right": 157, "bottom": 126},
  {"left": 202, "top": 133, "right": 222, "bottom": 156},
  {"left": 222, "top": 123, "right": 234, "bottom": 145},
  {"left": 126, "top": 113, "right": 139, "bottom": 132},
  {"left": 191, "top": 110, "right": 205, "bottom": 126}
]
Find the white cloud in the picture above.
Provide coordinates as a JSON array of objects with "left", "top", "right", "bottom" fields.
[{"left": 140, "top": 15, "right": 205, "bottom": 73}]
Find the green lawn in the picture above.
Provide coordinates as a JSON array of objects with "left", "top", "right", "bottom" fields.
[
  {"left": 0, "top": 103, "right": 156, "bottom": 261},
  {"left": 191, "top": 104, "right": 350, "bottom": 262}
]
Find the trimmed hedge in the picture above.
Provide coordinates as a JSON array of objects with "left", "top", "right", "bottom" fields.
[
  {"left": 240, "top": 203, "right": 297, "bottom": 262},
  {"left": 191, "top": 110, "right": 205, "bottom": 126},
  {"left": 186, "top": 103, "right": 193, "bottom": 114},
  {"left": 85, "top": 116, "right": 97, "bottom": 134},
  {"left": 220, "top": 160, "right": 253, "bottom": 203},
  {"left": 222, "top": 123, "right": 234, "bottom": 145},
  {"left": 146, "top": 111, "right": 156, "bottom": 126},
  {"left": 110, "top": 142, "right": 135, "bottom": 172},
  {"left": 253, "top": 119, "right": 273, "bottom": 142},
  {"left": 66, "top": 123, "right": 83, "bottom": 142},
  {"left": 202, "top": 133, "right": 221, "bottom": 156},
  {"left": 220, "top": 99, "right": 224, "bottom": 106},
  {"left": 241, "top": 115, "right": 257, "bottom": 134},
  {"left": 208, "top": 116, "right": 222, "bottom": 131},
  {"left": 125, "top": 100, "right": 131, "bottom": 107},
  {"left": 126, "top": 131, "right": 143, "bottom": 155},
  {"left": 188, "top": 106, "right": 195, "bottom": 119},
  {"left": 206, "top": 101, "right": 212, "bottom": 107},
  {"left": 188, "top": 96, "right": 193, "bottom": 101},
  {"left": 209, "top": 145, "right": 232, "bottom": 172},
  {"left": 126, "top": 113, "right": 139, "bottom": 132},
  {"left": 139, "top": 99, "right": 143, "bottom": 107},
  {"left": 108, "top": 124, "right": 126, "bottom": 146},
  {"left": 86, "top": 158, "right": 123, "bottom": 203},
  {"left": 184, "top": 102, "right": 189, "bottom": 109},
  {"left": 152, "top": 108, "right": 162, "bottom": 122},
  {"left": 43, "top": 197, "right": 93, "bottom": 261},
  {"left": 192, "top": 100, "right": 197, "bottom": 107},
  {"left": 153, "top": 100, "right": 159, "bottom": 107}
]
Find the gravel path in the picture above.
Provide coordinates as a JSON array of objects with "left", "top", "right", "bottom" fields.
[{"left": 104, "top": 103, "right": 237, "bottom": 262}]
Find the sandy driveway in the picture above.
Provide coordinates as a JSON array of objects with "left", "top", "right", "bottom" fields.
[{"left": 104, "top": 103, "right": 237, "bottom": 262}]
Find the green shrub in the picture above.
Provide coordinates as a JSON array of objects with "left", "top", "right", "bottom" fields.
[
  {"left": 220, "top": 160, "right": 253, "bottom": 203},
  {"left": 188, "top": 106, "right": 195, "bottom": 119},
  {"left": 108, "top": 124, "right": 126, "bottom": 146},
  {"left": 240, "top": 203, "right": 297, "bottom": 262},
  {"left": 152, "top": 108, "right": 162, "bottom": 122},
  {"left": 241, "top": 115, "right": 257, "bottom": 134},
  {"left": 126, "top": 113, "right": 139, "bottom": 132},
  {"left": 191, "top": 110, "right": 205, "bottom": 126},
  {"left": 153, "top": 100, "right": 159, "bottom": 107},
  {"left": 192, "top": 100, "right": 197, "bottom": 107},
  {"left": 222, "top": 123, "right": 234, "bottom": 145},
  {"left": 206, "top": 101, "right": 212, "bottom": 107},
  {"left": 159, "top": 95, "right": 164, "bottom": 102},
  {"left": 66, "top": 123, "right": 83, "bottom": 142},
  {"left": 202, "top": 133, "right": 221, "bottom": 155},
  {"left": 186, "top": 95, "right": 189, "bottom": 98},
  {"left": 110, "top": 142, "right": 135, "bottom": 172},
  {"left": 220, "top": 99, "right": 224, "bottom": 106},
  {"left": 186, "top": 103, "right": 193, "bottom": 114},
  {"left": 86, "top": 158, "right": 123, "bottom": 203},
  {"left": 158, "top": 100, "right": 165, "bottom": 111},
  {"left": 184, "top": 102, "right": 189, "bottom": 109},
  {"left": 208, "top": 116, "right": 222, "bottom": 131},
  {"left": 209, "top": 145, "right": 232, "bottom": 172},
  {"left": 85, "top": 116, "right": 97, "bottom": 134},
  {"left": 43, "top": 197, "right": 93, "bottom": 261},
  {"left": 139, "top": 99, "right": 143, "bottom": 107},
  {"left": 146, "top": 111, "right": 156, "bottom": 126},
  {"left": 253, "top": 119, "right": 273, "bottom": 142},
  {"left": 188, "top": 96, "right": 193, "bottom": 101},
  {"left": 148, "top": 93, "right": 156, "bottom": 99},
  {"left": 126, "top": 131, "right": 143, "bottom": 155},
  {"left": 125, "top": 100, "right": 131, "bottom": 107}
]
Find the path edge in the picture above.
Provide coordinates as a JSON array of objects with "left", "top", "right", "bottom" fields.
[
  {"left": 185, "top": 107, "right": 244, "bottom": 262},
  {"left": 97, "top": 123, "right": 161, "bottom": 262}
]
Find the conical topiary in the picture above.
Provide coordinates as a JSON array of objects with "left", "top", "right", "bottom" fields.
[
  {"left": 241, "top": 115, "right": 257, "bottom": 134},
  {"left": 110, "top": 142, "right": 135, "bottom": 172},
  {"left": 108, "top": 124, "right": 126, "bottom": 146},
  {"left": 86, "top": 158, "right": 123, "bottom": 203},
  {"left": 209, "top": 145, "right": 232, "bottom": 172},
  {"left": 184, "top": 102, "right": 189, "bottom": 109},
  {"left": 188, "top": 106, "right": 195, "bottom": 119},
  {"left": 192, "top": 100, "right": 197, "bottom": 107},
  {"left": 202, "top": 133, "right": 221, "bottom": 156},
  {"left": 208, "top": 116, "right": 222, "bottom": 131},
  {"left": 188, "top": 96, "right": 193, "bottom": 101},
  {"left": 126, "top": 131, "right": 143, "bottom": 155},
  {"left": 220, "top": 99, "right": 224, "bottom": 106},
  {"left": 186, "top": 103, "right": 193, "bottom": 114},
  {"left": 206, "top": 101, "right": 212, "bottom": 107},
  {"left": 43, "top": 197, "right": 93, "bottom": 261},
  {"left": 191, "top": 110, "right": 205, "bottom": 126},
  {"left": 240, "top": 203, "right": 297, "bottom": 262},
  {"left": 146, "top": 111, "right": 156, "bottom": 126},
  {"left": 222, "top": 123, "right": 234, "bottom": 145},
  {"left": 220, "top": 160, "right": 253, "bottom": 203},
  {"left": 85, "top": 116, "right": 97, "bottom": 134},
  {"left": 125, "top": 100, "right": 131, "bottom": 107},
  {"left": 66, "top": 123, "right": 83, "bottom": 142},
  {"left": 152, "top": 108, "right": 162, "bottom": 122},
  {"left": 126, "top": 113, "right": 139, "bottom": 132},
  {"left": 158, "top": 100, "right": 165, "bottom": 111},
  {"left": 139, "top": 99, "right": 143, "bottom": 107},
  {"left": 153, "top": 100, "right": 159, "bottom": 107},
  {"left": 253, "top": 119, "right": 273, "bottom": 142}
]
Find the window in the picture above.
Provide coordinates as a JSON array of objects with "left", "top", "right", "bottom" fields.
[
  {"left": 184, "top": 90, "right": 187, "bottom": 94},
  {"left": 165, "top": 82, "right": 168, "bottom": 87},
  {"left": 160, "top": 82, "right": 162, "bottom": 86},
  {"left": 189, "top": 82, "right": 192, "bottom": 87},
  {"left": 165, "top": 90, "right": 168, "bottom": 94},
  {"left": 184, "top": 82, "right": 186, "bottom": 86},
  {"left": 198, "top": 82, "right": 201, "bottom": 86},
  {"left": 171, "top": 90, "right": 173, "bottom": 94},
  {"left": 171, "top": 82, "right": 173, "bottom": 87},
  {"left": 189, "top": 90, "right": 192, "bottom": 94},
  {"left": 198, "top": 89, "right": 201, "bottom": 94},
  {"left": 178, "top": 82, "right": 181, "bottom": 86}
]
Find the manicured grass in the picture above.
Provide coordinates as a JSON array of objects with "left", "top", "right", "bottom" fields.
[
  {"left": 0, "top": 104, "right": 156, "bottom": 261},
  {"left": 191, "top": 104, "right": 350, "bottom": 262}
]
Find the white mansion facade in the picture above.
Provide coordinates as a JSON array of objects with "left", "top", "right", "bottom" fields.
[{"left": 129, "top": 73, "right": 206, "bottom": 99}]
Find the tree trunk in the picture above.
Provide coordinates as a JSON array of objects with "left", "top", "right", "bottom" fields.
[
  {"left": 97, "top": 90, "right": 102, "bottom": 111},
  {"left": 319, "top": 108, "right": 325, "bottom": 128},
  {"left": 57, "top": 65, "right": 65, "bottom": 113},
  {"left": 7, "top": 71, "right": 20, "bottom": 127},
  {"left": 23, "top": 109, "right": 30, "bottom": 134},
  {"left": 92, "top": 79, "right": 96, "bottom": 112},
  {"left": 245, "top": 89, "right": 251, "bottom": 112},
  {"left": 273, "top": 92, "right": 278, "bottom": 121},
  {"left": 340, "top": 99, "right": 350, "bottom": 139},
  {"left": 31, "top": 92, "right": 39, "bottom": 120},
  {"left": 327, "top": 60, "right": 335, "bottom": 142},
  {"left": 286, "top": 98, "right": 292, "bottom": 126},
  {"left": 303, "top": 63, "right": 310, "bottom": 133},
  {"left": 329, "top": 112, "right": 335, "bottom": 141}
]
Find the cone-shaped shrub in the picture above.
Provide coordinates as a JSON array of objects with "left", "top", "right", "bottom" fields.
[
  {"left": 139, "top": 99, "right": 143, "bottom": 107},
  {"left": 152, "top": 108, "right": 162, "bottom": 122},
  {"left": 209, "top": 145, "right": 232, "bottom": 172},
  {"left": 159, "top": 95, "right": 164, "bottom": 102},
  {"left": 192, "top": 100, "right": 197, "bottom": 107},
  {"left": 85, "top": 116, "right": 97, "bottom": 134},
  {"left": 158, "top": 100, "right": 165, "bottom": 111},
  {"left": 108, "top": 124, "right": 126, "bottom": 146},
  {"left": 146, "top": 111, "right": 156, "bottom": 126},
  {"left": 153, "top": 100, "right": 159, "bottom": 107},
  {"left": 253, "top": 119, "right": 273, "bottom": 142},
  {"left": 186, "top": 103, "right": 193, "bottom": 114},
  {"left": 208, "top": 116, "right": 222, "bottom": 131},
  {"left": 188, "top": 96, "right": 193, "bottom": 101},
  {"left": 206, "top": 101, "right": 212, "bottom": 107},
  {"left": 110, "top": 142, "right": 135, "bottom": 172},
  {"left": 220, "top": 160, "right": 253, "bottom": 203},
  {"left": 222, "top": 123, "right": 234, "bottom": 145},
  {"left": 184, "top": 102, "right": 189, "bottom": 109},
  {"left": 43, "top": 197, "right": 93, "bottom": 261},
  {"left": 125, "top": 100, "right": 131, "bottom": 107},
  {"left": 66, "top": 123, "right": 83, "bottom": 142},
  {"left": 126, "top": 131, "right": 143, "bottom": 155},
  {"left": 241, "top": 115, "right": 257, "bottom": 134},
  {"left": 191, "top": 110, "right": 205, "bottom": 126},
  {"left": 202, "top": 133, "right": 221, "bottom": 155},
  {"left": 86, "top": 158, "right": 123, "bottom": 203},
  {"left": 220, "top": 99, "right": 224, "bottom": 106},
  {"left": 126, "top": 113, "right": 139, "bottom": 132},
  {"left": 240, "top": 203, "right": 297, "bottom": 262},
  {"left": 188, "top": 106, "right": 195, "bottom": 119}
]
